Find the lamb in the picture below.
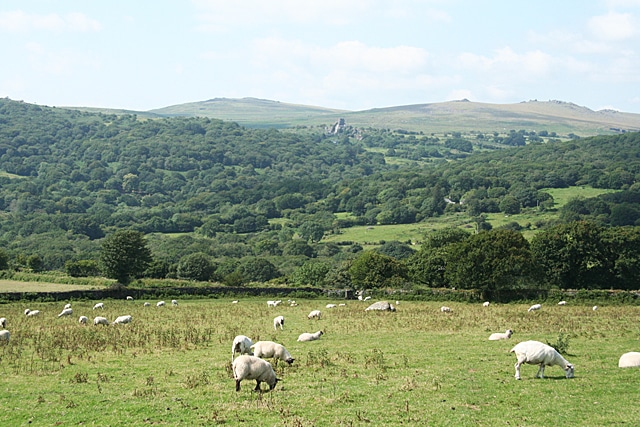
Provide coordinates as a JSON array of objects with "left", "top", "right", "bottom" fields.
[
  {"left": 558, "top": 301, "right": 567, "bottom": 305},
  {"left": 251, "top": 341, "right": 295, "bottom": 365},
  {"left": 483, "top": 301, "right": 490, "bottom": 307},
  {"left": 440, "top": 306, "right": 452, "bottom": 313},
  {"left": 489, "top": 329, "right": 513, "bottom": 341},
  {"left": 232, "top": 335, "right": 254, "bottom": 362},
  {"left": 297, "top": 331, "right": 323, "bottom": 342},
  {"left": 0, "top": 329, "right": 9, "bottom": 343},
  {"left": 93, "top": 302, "right": 104, "bottom": 310},
  {"left": 78, "top": 316, "right": 88, "bottom": 325},
  {"left": 527, "top": 304, "right": 542, "bottom": 312},
  {"left": 273, "top": 315, "right": 285, "bottom": 331},
  {"left": 232, "top": 355, "right": 279, "bottom": 392},
  {"left": 326, "top": 304, "right": 337, "bottom": 309},
  {"left": 112, "top": 315, "right": 132, "bottom": 325},
  {"left": 308, "top": 310, "right": 322, "bottom": 320},
  {"left": 171, "top": 299, "right": 178, "bottom": 306},
  {"left": 57, "top": 308, "right": 73, "bottom": 318},
  {"left": 267, "top": 300, "right": 282, "bottom": 307},
  {"left": 618, "top": 352, "right": 640, "bottom": 368},
  {"left": 0, "top": 317, "right": 6, "bottom": 328},
  {"left": 25, "top": 309, "right": 41, "bottom": 317},
  {"left": 93, "top": 316, "right": 108, "bottom": 326},
  {"left": 157, "top": 301, "right": 165, "bottom": 307},
  {"left": 510, "top": 340, "right": 574, "bottom": 380}
]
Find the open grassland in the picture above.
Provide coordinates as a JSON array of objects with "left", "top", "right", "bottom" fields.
[{"left": 1, "top": 298, "right": 639, "bottom": 426}]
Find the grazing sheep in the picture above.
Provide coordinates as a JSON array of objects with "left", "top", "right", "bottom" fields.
[
  {"left": 64, "top": 303, "right": 72, "bottom": 310},
  {"left": 326, "top": 304, "right": 337, "bottom": 309},
  {"left": 143, "top": 302, "right": 150, "bottom": 307},
  {"left": 251, "top": 341, "right": 295, "bottom": 365},
  {"left": 527, "top": 304, "right": 542, "bottom": 312},
  {"left": 0, "top": 329, "right": 9, "bottom": 343},
  {"left": 157, "top": 301, "right": 165, "bottom": 307},
  {"left": 618, "top": 352, "right": 640, "bottom": 368},
  {"left": 93, "top": 302, "right": 104, "bottom": 310},
  {"left": 308, "top": 310, "right": 322, "bottom": 320},
  {"left": 79, "top": 316, "right": 88, "bottom": 325},
  {"left": 593, "top": 305, "right": 598, "bottom": 311},
  {"left": 558, "top": 301, "right": 567, "bottom": 305},
  {"left": 273, "top": 315, "right": 285, "bottom": 331},
  {"left": 483, "top": 301, "right": 490, "bottom": 307},
  {"left": 232, "top": 355, "right": 279, "bottom": 392},
  {"left": 489, "top": 329, "right": 513, "bottom": 341},
  {"left": 440, "top": 306, "right": 452, "bottom": 313},
  {"left": 232, "top": 300, "right": 238, "bottom": 304},
  {"left": 339, "top": 303, "right": 346, "bottom": 307},
  {"left": 510, "top": 340, "right": 575, "bottom": 380},
  {"left": 267, "top": 300, "right": 282, "bottom": 307},
  {"left": 0, "top": 317, "right": 6, "bottom": 328},
  {"left": 365, "top": 301, "right": 396, "bottom": 312},
  {"left": 25, "top": 309, "right": 40, "bottom": 317},
  {"left": 112, "top": 315, "right": 132, "bottom": 325},
  {"left": 171, "top": 299, "right": 178, "bottom": 306},
  {"left": 297, "top": 331, "right": 323, "bottom": 342},
  {"left": 57, "top": 308, "right": 73, "bottom": 318},
  {"left": 126, "top": 296, "right": 134, "bottom": 301},
  {"left": 93, "top": 316, "right": 108, "bottom": 326},
  {"left": 232, "top": 335, "right": 254, "bottom": 362}
]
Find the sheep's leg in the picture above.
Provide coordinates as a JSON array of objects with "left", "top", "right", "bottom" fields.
[
  {"left": 254, "top": 380, "right": 262, "bottom": 391},
  {"left": 235, "top": 379, "right": 241, "bottom": 392},
  {"left": 536, "top": 364, "right": 545, "bottom": 379},
  {"left": 514, "top": 361, "right": 522, "bottom": 380}
]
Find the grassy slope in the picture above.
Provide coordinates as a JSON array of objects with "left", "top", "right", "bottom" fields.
[{"left": 0, "top": 299, "right": 638, "bottom": 426}]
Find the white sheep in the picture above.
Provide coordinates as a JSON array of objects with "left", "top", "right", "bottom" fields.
[
  {"left": 618, "top": 352, "right": 640, "bottom": 368},
  {"left": 273, "top": 315, "right": 285, "bottom": 331},
  {"left": 489, "top": 329, "right": 513, "bottom": 341},
  {"left": 64, "top": 303, "right": 72, "bottom": 310},
  {"left": 339, "top": 303, "right": 346, "bottom": 307},
  {"left": 57, "top": 308, "right": 73, "bottom": 318},
  {"left": 297, "top": 331, "right": 324, "bottom": 342},
  {"left": 79, "top": 316, "right": 88, "bottom": 325},
  {"left": 232, "top": 355, "right": 279, "bottom": 392},
  {"left": 527, "top": 304, "right": 542, "bottom": 312},
  {"left": 231, "top": 335, "right": 254, "bottom": 362},
  {"left": 308, "top": 310, "right": 322, "bottom": 320},
  {"left": 93, "top": 316, "right": 108, "bottom": 326},
  {"left": 0, "top": 329, "right": 9, "bottom": 343},
  {"left": 112, "top": 315, "right": 132, "bottom": 325},
  {"left": 558, "top": 301, "right": 567, "bottom": 305},
  {"left": 93, "top": 302, "right": 104, "bottom": 310},
  {"left": 25, "top": 309, "right": 41, "bottom": 317},
  {"left": 510, "top": 340, "right": 575, "bottom": 380},
  {"left": 143, "top": 302, "right": 150, "bottom": 307},
  {"left": 251, "top": 341, "right": 295, "bottom": 365},
  {"left": 126, "top": 296, "right": 134, "bottom": 301},
  {"left": 483, "top": 301, "right": 490, "bottom": 307},
  {"left": 157, "top": 301, "right": 165, "bottom": 307},
  {"left": 440, "top": 306, "right": 452, "bottom": 313},
  {"left": 0, "top": 317, "right": 6, "bottom": 328},
  {"left": 171, "top": 299, "right": 178, "bottom": 306},
  {"left": 232, "top": 300, "right": 238, "bottom": 304},
  {"left": 326, "top": 303, "right": 337, "bottom": 309},
  {"left": 267, "top": 300, "right": 282, "bottom": 307},
  {"left": 593, "top": 305, "right": 598, "bottom": 311}
]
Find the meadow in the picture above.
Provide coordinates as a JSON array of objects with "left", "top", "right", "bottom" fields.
[{"left": 1, "top": 297, "right": 639, "bottom": 426}]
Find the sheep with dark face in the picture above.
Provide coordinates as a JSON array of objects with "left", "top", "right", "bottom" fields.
[
  {"left": 511, "top": 340, "right": 574, "bottom": 380},
  {"left": 232, "top": 355, "right": 279, "bottom": 392}
]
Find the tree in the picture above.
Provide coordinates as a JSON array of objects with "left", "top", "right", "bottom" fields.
[
  {"left": 349, "top": 251, "right": 407, "bottom": 288},
  {"left": 0, "top": 249, "right": 8, "bottom": 270},
  {"left": 297, "top": 221, "right": 325, "bottom": 243},
  {"left": 100, "top": 230, "right": 152, "bottom": 285},
  {"left": 290, "top": 261, "right": 331, "bottom": 287},
  {"left": 237, "top": 257, "right": 280, "bottom": 283},
  {"left": 177, "top": 252, "right": 214, "bottom": 281}
]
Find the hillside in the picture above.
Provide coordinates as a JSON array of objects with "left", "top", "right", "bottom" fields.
[{"left": 149, "top": 97, "right": 640, "bottom": 136}]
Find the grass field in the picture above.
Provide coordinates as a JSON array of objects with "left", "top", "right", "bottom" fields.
[{"left": 1, "top": 298, "right": 639, "bottom": 426}]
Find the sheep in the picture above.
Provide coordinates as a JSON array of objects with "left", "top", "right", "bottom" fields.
[
  {"left": 251, "top": 341, "right": 295, "bottom": 365},
  {"left": 618, "top": 352, "right": 640, "bottom": 368},
  {"left": 273, "top": 315, "right": 285, "bottom": 331},
  {"left": 25, "top": 309, "right": 40, "bottom": 317},
  {"left": 157, "top": 301, "right": 165, "bottom": 307},
  {"left": 93, "top": 316, "right": 108, "bottom": 326},
  {"left": 93, "top": 302, "right": 104, "bottom": 310},
  {"left": 339, "top": 303, "right": 346, "bottom": 307},
  {"left": 0, "top": 317, "right": 6, "bottom": 328},
  {"left": 483, "top": 301, "right": 490, "bottom": 307},
  {"left": 232, "top": 355, "right": 279, "bottom": 392},
  {"left": 489, "top": 329, "right": 513, "bottom": 341},
  {"left": 79, "top": 316, "right": 88, "bottom": 325},
  {"left": 297, "top": 331, "right": 323, "bottom": 342},
  {"left": 0, "top": 329, "right": 9, "bottom": 343},
  {"left": 112, "top": 315, "right": 132, "bottom": 325},
  {"left": 57, "top": 308, "right": 73, "bottom": 318},
  {"left": 64, "top": 303, "right": 72, "bottom": 310},
  {"left": 558, "top": 301, "right": 567, "bottom": 305},
  {"left": 593, "top": 305, "right": 598, "bottom": 311},
  {"left": 126, "top": 296, "right": 134, "bottom": 301},
  {"left": 232, "top": 335, "right": 254, "bottom": 362},
  {"left": 308, "top": 310, "right": 322, "bottom": 320},
  {"left": 232, "top": 300, "right": 238, "bottom": 304},
  {"left": 527, "top": 304, "right": 542, "bottom": 312},
  {"left": 143, "top": 302, "right": 151, "bottom": 307},
  {"left": 510, "top": 340, "right": 575, "bottom": 380},
  {"left": 440, "top": 306, "right": 452, "bottom": 313},
  {"left": 171, "top": 299, "right": 178, "bottom": 306},
  {"left": 267, "top": 300, "right": 282, "bottom": 308},
  {"left": 326, "top": 304, "right": 337, "bottom": 309}
]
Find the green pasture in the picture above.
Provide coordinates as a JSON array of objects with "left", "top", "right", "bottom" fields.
[{"left": 1, "top": 298, "right": 639, "bottom": 426}]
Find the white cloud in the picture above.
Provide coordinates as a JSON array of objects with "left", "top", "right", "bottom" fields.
[
  {"left": 458, "top": 47, "right": 552, "bottom": 77},
  {"left": 0, "top": 10, "right": 101, "bottom": 32},
  {"left": 588, "top": 12, "right": 637, "bottom": 41}
]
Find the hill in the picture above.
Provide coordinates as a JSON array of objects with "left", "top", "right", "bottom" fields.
[{"left": 149, "top": 97, "right": 640, "bottom": 136}]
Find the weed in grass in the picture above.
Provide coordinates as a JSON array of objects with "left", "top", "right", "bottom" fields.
[
  {"left": 73, "top": 372, "right": 88, "bottom": 383},
  {"left": 184, "top": 370, "right": 211, "bottom": 389},
  {"left": 365, "top": 348, "right": 386, "bottom": 371},
  {"left": 547, "top": 333, "right": 571, "bottom": 354}
]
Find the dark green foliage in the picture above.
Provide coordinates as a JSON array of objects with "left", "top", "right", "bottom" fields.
[
  {"left": 0, "top": 249, "right": 8, "bottom": 270},
  {"left": 349, "top": 251, "right": 407, "bottom": 288},
  {"left": 237, "top": 257, "right": 280, "bottom": 283},
  {"left": 65, "top": 259, "right": 101, "bottom": 277},
  {"left": 290, "top": 261, "right": 331, "bottom": 287},
  {"left": 176, "top": 252, "right": 215, "bottom": 281},
  {"left": 375, "top": 241, "right": 415, "bottom": 260},
  {"left": 99, "top": 230, "right": 152, "bottom": 285}
]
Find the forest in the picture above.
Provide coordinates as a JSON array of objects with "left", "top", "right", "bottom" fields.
[{"left": 1, "top": 97, "right": 640, "bottom": 294}]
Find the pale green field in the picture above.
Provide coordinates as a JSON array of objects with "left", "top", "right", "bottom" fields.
[{"left": 1, "top": 299, "right": 639, "bottom": 426}]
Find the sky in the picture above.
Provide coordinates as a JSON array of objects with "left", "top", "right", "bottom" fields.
[{"left": 1, "top": 1, "right": 639, "bottom": 113}]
